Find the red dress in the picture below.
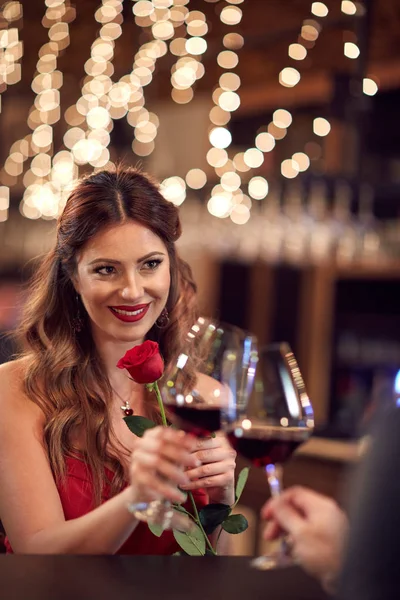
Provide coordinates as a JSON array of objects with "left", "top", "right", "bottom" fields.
[{"left": 5, "top": 457, "right": 208, "bottom": 554}]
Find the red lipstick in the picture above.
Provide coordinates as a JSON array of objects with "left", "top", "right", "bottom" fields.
[{"left": 108, "top": 303, "right": 150, "bottom": 323}]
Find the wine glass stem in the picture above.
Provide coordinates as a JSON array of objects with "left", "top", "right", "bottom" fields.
[
  {"left": 265, "top": 463, "right": 291, "bottom": 559},
  {"left": 266, "top": 463, "right": 282, "bottom": 497}
]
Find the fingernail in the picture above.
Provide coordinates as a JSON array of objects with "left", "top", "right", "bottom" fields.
[{"left": 194, "top": 459, "right": 201, "bottom": 467}]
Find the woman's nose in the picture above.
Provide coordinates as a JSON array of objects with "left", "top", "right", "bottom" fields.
[{"left": 121, "top": 273, "right": 143, "bottom": 300}]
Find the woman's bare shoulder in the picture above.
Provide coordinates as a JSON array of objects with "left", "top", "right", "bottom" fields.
[
  {"left": 0, "top": 358, "right": 45, "bottom": 423},
  {"left": 0, "top": 357, "right": 25, "bottom": 391},
  {"left": 195, "top": 372, "right": 224, "bottom": 393}
]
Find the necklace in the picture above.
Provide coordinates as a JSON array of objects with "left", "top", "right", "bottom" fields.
[{"left": 111, "top": 385, "right": 134, "bottom": 417}]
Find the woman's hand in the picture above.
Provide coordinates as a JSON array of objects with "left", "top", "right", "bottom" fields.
[
  {"left": 129, "top": 427, "right": 200, "bottom": 504},
  {"left": 181, "top": 433, "right": 236, "bottom": 505},
  {"left": 261, "top": 486, "right": 348, "bottom": 592}
]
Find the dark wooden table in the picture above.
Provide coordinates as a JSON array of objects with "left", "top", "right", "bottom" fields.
[{"left": 0, "top": 556, "right": 329, "bottom": 600}]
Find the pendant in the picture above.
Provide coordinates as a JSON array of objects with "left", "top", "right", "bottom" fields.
[{"left": 121, "top": 401, "right": 134, "bottom": 417}]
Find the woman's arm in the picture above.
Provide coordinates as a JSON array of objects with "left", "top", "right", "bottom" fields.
[
  {"left": 0, "top": 363, "right": 198, "bottom": 554},
  {"left": 23, "top": 488, "right": 139, "bottom": 554},
  {"left": 0, "top": 383, "right": 138, "bottom": 553}
]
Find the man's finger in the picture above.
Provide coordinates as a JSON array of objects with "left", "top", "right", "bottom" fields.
[{"left": 268, "top": 500, "right": 306, "bottom": 536}]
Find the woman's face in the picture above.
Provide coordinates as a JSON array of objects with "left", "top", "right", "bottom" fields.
[{"left": 74, "top": 220, "right": 171, "bottom": 345}]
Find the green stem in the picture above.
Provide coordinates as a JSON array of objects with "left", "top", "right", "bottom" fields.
[
  {"left": 189, "top": 492, "right": 217, "bottom": 556},
  {"left": 152, "top": 380, "right": 216, "bottom": 556},
  {"left": 215, "top": 525, "right": 224, "bottom": 552},
  {"left": 153, "top": 382, "right": 168, "bottom": 427}
]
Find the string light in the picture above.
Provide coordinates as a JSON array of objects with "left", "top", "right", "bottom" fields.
[
  {"left": 211, "top": 1, "right": 329, "bottom": 222},
  {"left": 363, "top": 77, "right": 378, "bottom": 96},
  {"left": 292, "top": 152, "right": 311, "bottom": 172},
  {"left": 1, "top": 0, "right": 378, "bottom": 226},
  {"left": 19, "top": 1, "right": 105, "bottom": 220},
  {"left": 288, "top": 43, "right": 307, "bottom": 61},
  {"left": 311, "top": 2, "right": 329, "bottom": 17},
  {"left": 341, "top": 1, "right": 357, "bottom": 15},
  {"left": 279, "top": 67, "right": 301, "bottom": 87},
  {"left": 344, "top": 41, "right": 360, "bottom": 59},
  {"left": 124, "top": 2, "right": 170, "bottom": 158},
  {"left": 186, "top": 168, "right": 207, "bottom": 189},
  {"left": 160, "top": 176, "right": 186, "bottom": 206},
  {"left": 0, "top": 0, "right": 333, "bottom": 223},
  {"left": 170, "top": 8, "right": 207, "bottom": 107},
  {"left": 22, "top": 0, "right": 138, "bottom": 219},
  {"left": 255, "top": 132, "right": 275, "bottom": 153},
  {"left": 237, "top": 0, "right": 327, "bottom": 191},
  {"left": 248, "top": 176, "right": 269, "bottom": 200},
  {"left": 0, "top": 1, "right": 76, "bottom": 221},
  {"left": 202, "top": 0, "right": 246, "bottom": 222},
  {"left": 340, "top": 2, "right": 379, "bottom": 97},
  {"left": 0, "top": 2, "right": 23, "bottom": 116},
  {"left": 281, "top": 159, "right": 300, "bottom": 179},
  {"left": 0, "top": 186, "right": 9, "bottom": 222},
  {"left": 230, "top": 203, "right": 250, "bottom": 224},
  {"left": 0, "top": 1, "right": 23, "bottom": 220},
  {"left": 202, "top": 1, "right": 331, "bottom": 224},
  {"left": 313, "top": 117, "right": 331, "bottom": 136}
]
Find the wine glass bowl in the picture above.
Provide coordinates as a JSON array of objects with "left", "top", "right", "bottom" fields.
[
  {"left": 226, "top": 343, "right": 314, "bottom": 459},
  {"left": 162, "top": 317, "right": 258, "bottom": 436},
  {"left": 226, "top": 421, "right": 311, "bottom": 469}
]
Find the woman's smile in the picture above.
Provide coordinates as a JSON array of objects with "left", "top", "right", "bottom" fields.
[{"left": 108, "top": 303, "right": 151, "bottom": 323}]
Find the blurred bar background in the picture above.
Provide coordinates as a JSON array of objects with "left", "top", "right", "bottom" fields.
[{"left": 1, "top": 0, "right": 400, "bottom": 552}]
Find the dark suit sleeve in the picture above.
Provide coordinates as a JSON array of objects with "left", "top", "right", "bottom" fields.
[{"left": 338, "top": 407, "right": 400, "bottom": 600}]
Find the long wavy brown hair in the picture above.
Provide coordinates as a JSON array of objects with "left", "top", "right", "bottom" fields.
[{"left": 16, "top": 167, "right": 198, "bottom": 505}]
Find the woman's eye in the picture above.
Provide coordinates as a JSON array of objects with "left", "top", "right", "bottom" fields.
[
  {"left": 144, "top": 259, "right": 162, "bottom": 270},
  {"left": 95, "top": 266, "right": 116, "bottom": 275}
]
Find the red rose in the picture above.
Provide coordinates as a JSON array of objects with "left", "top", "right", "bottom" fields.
[{"left": 117, "top": 340, "right": 164, "bottom": 384}]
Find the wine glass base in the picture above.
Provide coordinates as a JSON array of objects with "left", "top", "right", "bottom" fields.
[
  {"left": 128, "top": 500, "right": 194, "bottom": 533},
  {"left": 251, "top": 553, "right": 294, "bottom": 570}
]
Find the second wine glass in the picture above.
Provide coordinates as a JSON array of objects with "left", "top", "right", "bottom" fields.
[{"left": 224, "top": 342, "right": 314, "bottom": 569}]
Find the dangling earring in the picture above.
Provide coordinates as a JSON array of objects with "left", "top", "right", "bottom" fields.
[
  {"left": 155, "top": 307, "right": 169, "bottom": 328},
  {"left": 72, "top": 294, "right": 84, "bottom": 333}
]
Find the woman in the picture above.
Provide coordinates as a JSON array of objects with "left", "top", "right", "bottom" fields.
[{"left": 0, "top": 167, "right": 236, "bottom": 554}]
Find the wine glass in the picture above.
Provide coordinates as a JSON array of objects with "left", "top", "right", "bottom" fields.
[
  {"left": 224, "top": 342, "right": 314, "bottom": 570},
  {"left": 129, "top": 318, "right": 258, "bottom": 532},
  {"left": 162, "top": 317, "right": 258, "bottom": 437}
]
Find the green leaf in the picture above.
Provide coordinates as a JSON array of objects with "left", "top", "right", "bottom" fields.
[
  {"left": 235, "top": 467, "right": 249, "bottom": 504},
  {"left": 199, "top": 503, "right": 231, "bottom": 535},
  {"left": 123, "top": 415, "right": 157, "bottom": 438},
  {"left": 173, "top": 523, "right": 206, "bottom": 556},
  {"left": 148, "top": 522, "right": 164, "bottom": 537},
  {"left": 222, "top": 514, "right": 248, "bottom": 534},
  {"left": 172, "top": 551, "right": 186, "bottom": 556},
  {"left": 173, "top": 504, "right": 190, "bottom": 517}
]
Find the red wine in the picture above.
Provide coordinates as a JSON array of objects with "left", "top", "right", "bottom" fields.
[
  {"left": 227, "top": 424, "right": 310, "bottom": 467},
  {"left": 168, "top": 405, "right": 221, "bottom": 436}
]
